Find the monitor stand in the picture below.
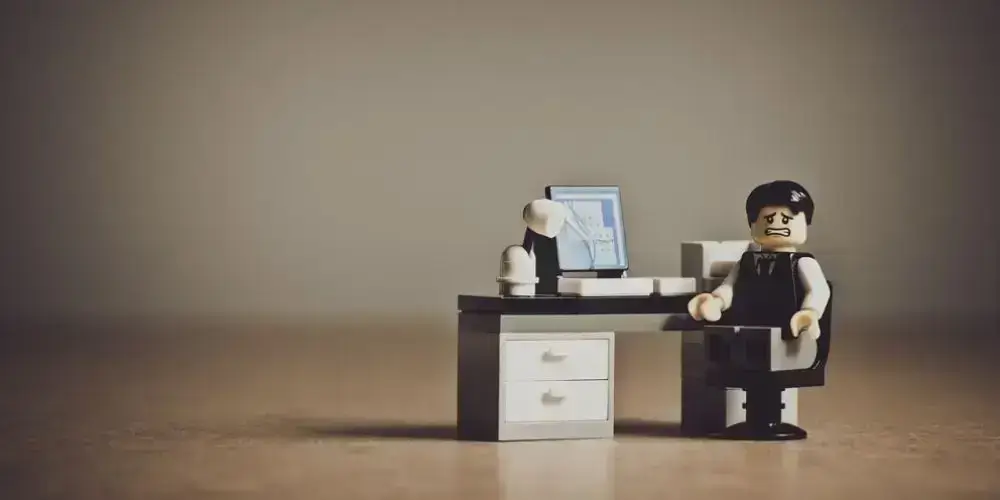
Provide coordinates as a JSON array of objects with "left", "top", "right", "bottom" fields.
[
  {"left": 563, "top": 270, "right": 626, "bottom": 279},
  {"left": 596, "top": 270, "right": 626, "bottom": 279},
  {"left": 523, "top": 228, "right": 561, "bottom": 296}
]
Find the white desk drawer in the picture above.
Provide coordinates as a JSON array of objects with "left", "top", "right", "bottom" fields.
[
  {"left": 504, "top": 380, "right": 610, "bottom": 423},
  {"left": 503, "top": 339, "right": 609, "bottom": 381}
]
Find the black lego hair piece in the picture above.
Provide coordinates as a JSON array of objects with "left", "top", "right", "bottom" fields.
[{"left": 745, "top": 180, "right": 815, "bottom": 226}]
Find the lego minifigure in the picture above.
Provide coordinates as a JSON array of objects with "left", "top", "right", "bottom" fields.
[{"left": 688, "top": 181, "right": 831, "bottom": 338}]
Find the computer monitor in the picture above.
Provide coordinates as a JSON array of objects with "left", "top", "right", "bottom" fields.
[{"left": 544, "top": 185, "right": 629, "bottom": 274}]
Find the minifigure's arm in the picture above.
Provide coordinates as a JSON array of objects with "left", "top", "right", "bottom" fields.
[
  {"left": 709, "top": 259, "right": 741, "bottom": 311},
  {"left": 797, "top": 257, "right": 830, "bottom": 317}
]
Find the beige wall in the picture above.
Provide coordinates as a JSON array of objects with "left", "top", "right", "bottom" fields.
[{"left": 0, "top": 0, "right": 996, "bottom": 325}]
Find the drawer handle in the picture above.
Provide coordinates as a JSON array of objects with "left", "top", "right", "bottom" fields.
[
  {"left": 541, "top": 390, "right": 565, "bottom": 404},
  {"left": 541, "top": 350, "right": 568, "bottom": 362}
]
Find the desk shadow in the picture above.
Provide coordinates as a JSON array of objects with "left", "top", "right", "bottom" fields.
[
  {"left": 293, "top": 420, "right": 458, "bottom": 441},
  {"left": 295, "top": 420, "right": 694, "bottom": 441},
  {"left": 614, "top": 419, "right": 697, "bottom": 439}
]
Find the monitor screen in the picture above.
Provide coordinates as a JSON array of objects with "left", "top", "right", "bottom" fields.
[{"left": 545, "top": 185, "right": 629, "bottom": 272}]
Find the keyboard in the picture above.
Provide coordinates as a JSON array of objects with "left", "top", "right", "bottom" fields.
[{"left": 557, "top": 277, "right": 696, "bottom": 297}]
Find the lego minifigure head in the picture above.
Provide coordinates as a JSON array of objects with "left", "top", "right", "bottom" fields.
[{"left": 745, "top": 180, "right": 814, "bottom": 251}]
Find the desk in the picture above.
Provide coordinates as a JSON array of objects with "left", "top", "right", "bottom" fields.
[
  {"left": 457, "top": 293, "right": 803, "bottom": 441},
  {"left": 457, "top": 294, "right": 720, "bottom": 441}
]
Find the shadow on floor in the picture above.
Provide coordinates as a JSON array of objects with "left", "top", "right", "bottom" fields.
[
  {"left": 293, "top": 421, "right": 458, "bottom": 441},
  {"left": 289, "top": 420, "right": 697, "bottom": 441},
  {"left": 614, "top": 419, "right": 695, "bottom": 439}
]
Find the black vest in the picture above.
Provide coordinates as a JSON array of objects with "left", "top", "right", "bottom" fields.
[{"left": 721, "top": 251, "right": 812, "bottom": 334}]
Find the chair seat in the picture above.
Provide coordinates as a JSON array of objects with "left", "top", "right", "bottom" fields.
[
  {"left": 707, "top": 367, "right": 825, "bottom": 390},
  {"left": 707, "top": 281, "right": 833, "bottom": 392}
]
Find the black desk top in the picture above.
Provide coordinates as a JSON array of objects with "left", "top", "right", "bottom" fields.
[{"left": 458, "top": 293, "right": 697, "bottom": 315}]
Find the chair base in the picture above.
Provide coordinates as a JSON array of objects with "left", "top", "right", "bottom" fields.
[{"left": 711, "top": 421, "right": 808, "bottom": 441}]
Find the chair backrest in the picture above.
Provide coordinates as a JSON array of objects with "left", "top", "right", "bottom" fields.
[{"left": 681, "top": 240, "right": 755, "bottom": 291}]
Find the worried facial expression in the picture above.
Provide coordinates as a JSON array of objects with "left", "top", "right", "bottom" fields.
[{"left": 750, "top": 205, "right": 808, "bottom": 250}]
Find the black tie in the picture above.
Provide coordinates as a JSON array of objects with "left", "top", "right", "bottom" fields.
[{"left": 755, "top": 255, "right": 775, "bottom": 276}]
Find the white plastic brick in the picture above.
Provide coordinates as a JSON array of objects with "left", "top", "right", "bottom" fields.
[
  {"left": 680, "top": 241, "right": 753, "bottom": 292},
  {"left": 724, "top": 388, "right": 798, "bottom": 426}
]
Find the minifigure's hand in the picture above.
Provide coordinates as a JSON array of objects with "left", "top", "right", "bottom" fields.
[
  {"left": 790, "top": 308, "right": 821, "bottom": 339},
  {"left": 688, "top": 293, "right": 723, "bottom": 322}
]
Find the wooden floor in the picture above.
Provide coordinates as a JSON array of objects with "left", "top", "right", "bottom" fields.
[{"left": 0, "top": 316, "right": 997, "bottom": 499}]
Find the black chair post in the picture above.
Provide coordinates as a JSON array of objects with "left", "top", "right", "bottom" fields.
[{"left": 720, "top": 387, "right": 806, "bottom": 441}]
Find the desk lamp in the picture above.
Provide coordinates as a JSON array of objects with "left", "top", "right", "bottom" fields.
[{"left": 497, "top": 199, "right": 567, "bottom": 296}]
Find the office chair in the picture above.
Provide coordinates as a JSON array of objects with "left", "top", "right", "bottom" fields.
[{"left": 703, "top": 282, "right": 833, "bottom": 441}]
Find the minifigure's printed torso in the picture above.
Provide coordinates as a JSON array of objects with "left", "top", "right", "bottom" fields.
[{"left": 723, "top": 251, "right": 812, "bottom": 335}]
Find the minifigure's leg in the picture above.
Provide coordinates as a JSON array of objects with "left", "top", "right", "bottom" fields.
[
  {"left": 725, "top": 388, "right": 746, "bottom": 428},
  {"left": 679, "top": 241, "right": 753, "bottom": 436},
  {"left": 682, "top": 315, "right": 781, "bottom": 436},
  {"left": 783, "top": 388, "right": 799, "bottom": 426},
  {"left": 680, "top": 329, "right": 727, "bottom": 435}
]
